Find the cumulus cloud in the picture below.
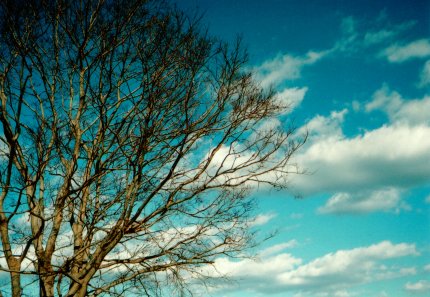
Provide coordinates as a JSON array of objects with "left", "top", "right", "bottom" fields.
[
  {"left": 293, "top": 290, "right": 355, "bottom": 297},
  {"left": 318, "top": 188, "right": 410, "bottom": 214},
  {"left": 291, "top": 123, "right": 430, "bottom": 196},
  {"left": 366, "top": 85, "right": 430, "bottom": 125},
  {"left": 277, "top": 241, "right": 417, "bottom": 288},
  {"left": 287, "top": 87, "right": 430, "bottom": 214},
  {"left": 205, "top": 241, "right": 417, "bottom": 295},
  {"left": 405, "top": 280, "right": 430, "bottom": 293},
  {"left": 204, "top": 245, "right": 301, "bottom": 293},
  {"left": 298, "top": 109, "right": 347, "bottom": 140},
  {"left": 381, "top": 39, "right": 430, "bottom": 63}
]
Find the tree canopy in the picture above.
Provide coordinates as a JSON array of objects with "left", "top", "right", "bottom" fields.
[{"left": 0, "top": 0, "right": 304, "bottom": 296}]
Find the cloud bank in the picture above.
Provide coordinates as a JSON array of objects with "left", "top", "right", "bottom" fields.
[
  {"left": 289, "top": 87, "right": 430, "bottom": 214},
  {"left": 205, "top": 241, "right": 417, "bottom": 295}
]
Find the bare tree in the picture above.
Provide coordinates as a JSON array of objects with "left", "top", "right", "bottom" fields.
[{"left": 0, "top": 0, "right": 304, "bottom": 296}]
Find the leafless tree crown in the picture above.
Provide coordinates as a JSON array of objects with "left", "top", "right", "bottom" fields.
[{"left": 0, "top": 0, "right": 304, "bottom": 296}]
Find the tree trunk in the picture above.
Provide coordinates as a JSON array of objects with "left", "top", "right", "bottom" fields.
[
  {"left": 67, "top": 280, "right": 89, "bottom": 297},
  {"left": 40, "top": 275, "right": 55, "bottom": 297},
  {"left": 9, "top": 260, "right": 21, "bottom": 297},
  {"left": 76, "top": 285, "right": 89, "bottom": 297}
]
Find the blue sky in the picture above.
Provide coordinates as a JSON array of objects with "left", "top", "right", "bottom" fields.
[{"left": 175, "top": 1, "right": 430, "bottom": 296}]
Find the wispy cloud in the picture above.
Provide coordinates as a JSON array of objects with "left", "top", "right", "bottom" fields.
[
  {"left": 254, "top": 16, "right": 421, "bottom": 90},
  {"left": 364, "top": 29, "right": 398, "bottom": 45},
  {"left": 363, "top": 21, "right": 415, "bottom": 46},
  {"left": 331, "top": 16, "right": 360, "bottom": 53},
  {"left": 419, "top": 60, "right": 430, "bottom": 87},
  {"left": 248, "top": 212, "right": 277, "bottom": 227},
  {"left": 329, "top": 16, "right": 415, "bottom": 56},
  {"left": 318, "top": 188, "right": 410, "bottom": 214},
  {"left": 274, "top": 87, "right": 308, "bottom": 114},
  {"left": 254, "top": 51, "right": 328, "bottom": 87},
  {"left": 405, "top": 280, "right": 430, "bottom": 294},
  {"left": 381, "top": 39, "right": 430, "bottom": 63},
  {"left": 258, "top": 240, "right": 298, "bottom": 257}
]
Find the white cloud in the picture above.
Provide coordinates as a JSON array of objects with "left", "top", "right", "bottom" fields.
[
  {"left": 351, "top": 100, "right": 361, "bottom": 112},
  {"left": 318, "top": 188, "right": 410, "bottom": 214},
  {"left": 364, "top": 29, "right": 397, "bottom": 45},
  {"left": 366, "top": 85, "right": 402, "bottom": 112},
  {"left": 289, "top": 87, "right": 430, "bottom": 213},
  {"left": 405, "top": 280, "right": 430, "bottom": 293},
  {"left": 205, "top": 241, "right": 417, "bottom": 295},
  {"left": 366, "top": 85, "right": 430, "bottom": 125},
  {"left": 329, "top": 16, "right": 360, "bottom": 53},
  {"left": 425, "top": 195, "right": 430, "bottom": 204},
  {"left": 291, "top": 124, "right": 430, "bottom": 195},
  {"left": 298, "top": 109, "right": 347, "bottom": 141},
  {"left": 329, "top": 17, "right": 416, "bottom": 56},
  {"left": 289, "top": 89, "right": 430, "bottom": 210},
  {"left": 249, "top": 213, "right": 277, "bottom": 227},
  {"left": 424, "top": 264, "right": 430, "bottom": 271},
  {"left": 258, "top": 240, "right": 298, "bottom": 257},
  {"left": 0, "top": 141, "right": 9, "bottom": 161},
  {"left": 381, "top": 39, "right": 430, "bottom": 63},
  {"left": 293, "top": 289, "right": 355, "bottom": 297},
  {"left": 363, "top": 21, "right": 415, "bottom": 46},
  {"left": 207, "top": 248, "right": 301, "bottom": 285},
  {"left": 255, "top": 51, "right": 327, "bottom": 87},
  {"left": 419, "top": 60, "right": 430, "bottom": 87},
  {"left": 277, "top": 241, "right": 417, "bottom": 289},
  {"left": 203, "top": 142, "right": 283, "bottom": 188},
  {"left": 275, "top": 87, "right": 308, "bottom": 114}
]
